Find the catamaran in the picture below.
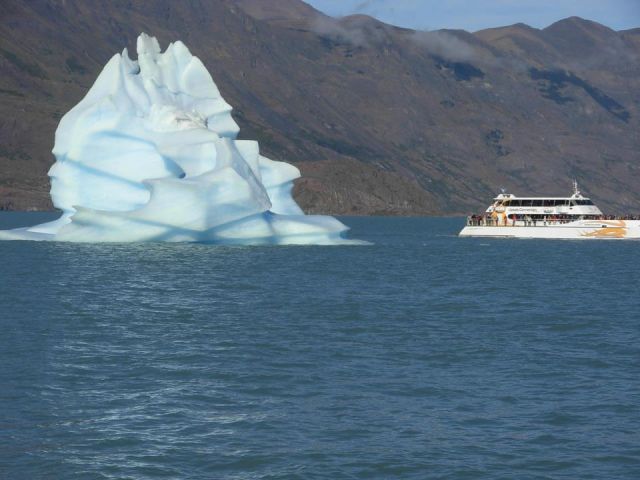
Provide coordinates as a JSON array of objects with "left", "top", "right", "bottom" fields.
[{"left": 459, "top": 182, "right": 640, "bottom": 239}]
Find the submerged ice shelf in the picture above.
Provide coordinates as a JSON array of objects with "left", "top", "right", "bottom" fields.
[{"left": 0, "top": 34, "right": 357, "bottom": 244}]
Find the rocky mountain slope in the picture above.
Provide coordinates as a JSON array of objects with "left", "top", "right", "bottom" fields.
[{"left": 1, "top": 0, "right": 638, "bottom": 214}]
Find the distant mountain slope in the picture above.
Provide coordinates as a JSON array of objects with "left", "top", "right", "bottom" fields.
[{"left": 1, "top": 1, "right": 638, "bottom": 214}]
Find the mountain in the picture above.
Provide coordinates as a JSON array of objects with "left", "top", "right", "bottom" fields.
[{"left": 1, "top": 1, "right": 639, "bottom": 215}]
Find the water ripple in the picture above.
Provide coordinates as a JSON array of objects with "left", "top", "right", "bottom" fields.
[{"left": 1, "top": 215, "right": 639, "bottom": 479}]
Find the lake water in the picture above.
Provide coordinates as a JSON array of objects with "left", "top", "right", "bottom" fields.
[{"left": 1, "top": 213, "right": 639, "bottom": 479}]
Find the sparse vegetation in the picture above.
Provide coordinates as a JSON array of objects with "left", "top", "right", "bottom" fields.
[
  {"left": 0, "top": 48, "right": 48, "bottom": 80},
  {"left": 485, "top": 129, "right": 510, "bottom": 157},
  {"left": 432, "top": 55, "right": 484, "bottom": 81},
  {"left": 0, "top": 88, "right": 24, "bottom": 97},
  {"left": 315, "top": 137, "right": 362, "bottom": 156},
  {"left": 0, "top": 146, "right": 32, "bottom": 161},
  {"left": 530, "top": 68, "right": 630, "bottom": 122},
  {"left": 65, "top": 56, "right": 87, "bottom": 75}
]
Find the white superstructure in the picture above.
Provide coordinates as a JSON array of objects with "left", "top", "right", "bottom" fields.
[{"left": 459, "top": 182, "right": 640, "bottom": 239}]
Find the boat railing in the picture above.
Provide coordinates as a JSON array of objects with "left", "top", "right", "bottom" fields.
[
  {"left": 465, "top": 216, "right": 639, "bottom": 227},
  {"left": 467, "top": 218, "right": 572, "bottom": 227}
]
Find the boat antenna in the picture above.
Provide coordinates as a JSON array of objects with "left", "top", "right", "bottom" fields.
[{"left": 573, "top": 179, "right": 580, "bottom": 196}]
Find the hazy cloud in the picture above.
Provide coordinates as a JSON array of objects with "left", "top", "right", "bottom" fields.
[
  {"left": 355, "top": 1, "right": 375, "bottom": 11},
  {"left": 411, "top": 31, "right": 475, "bottom": 62},
  {"left": 311, "top": 16, "right": 368, "bottom": 47}
]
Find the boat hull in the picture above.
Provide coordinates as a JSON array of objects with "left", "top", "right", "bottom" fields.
[{"left": 459, "top": 220, "right": 640, "bottom": 239}]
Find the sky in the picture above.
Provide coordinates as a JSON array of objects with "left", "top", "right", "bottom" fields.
[{"left": 304, "top": 0, "right": 640, "bottom": 32}]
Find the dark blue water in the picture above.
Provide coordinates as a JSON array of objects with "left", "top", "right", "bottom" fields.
[{"left": 1, "top": 213, "right": 639, "bottom": 479}]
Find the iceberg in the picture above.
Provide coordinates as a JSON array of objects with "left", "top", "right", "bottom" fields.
[{"left": 0, "top": 34, "right": 358, "bottom": 244}]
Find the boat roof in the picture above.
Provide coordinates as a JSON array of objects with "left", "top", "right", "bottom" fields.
[
  {"left": 493, "top": 195, "right": 590, "bottom": 200},
  {"left": 492, "top": 182, "right": 597, "bottom": 202},
  {"left": 494, "top": 195, "right": 590, "bottom": 200}
]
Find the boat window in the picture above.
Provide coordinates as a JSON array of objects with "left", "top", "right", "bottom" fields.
[
  {"left": 575, "top": 199, "right": 594, "bottom": 206},
  {"left": 521, "top": 200, "right": 532, "bottom": 206},
  {"left": 532, "top": 200, "right": 543, "bottom": 206},
  {"left": 503, "top": 200, "right": 511, "bottom": 206},
  {"left": 543, "top": 200, "right": 553, "bottom": 206},
  {"left": 511, "top": 200, "right": 521, "bottom": 206}
]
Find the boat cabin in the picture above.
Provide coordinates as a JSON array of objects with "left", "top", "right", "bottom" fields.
[{"left": 468, "top": 182, "right": 605, "bottom": 226}]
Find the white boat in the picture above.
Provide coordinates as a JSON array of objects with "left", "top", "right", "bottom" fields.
[{"left": 459, "top": 181, "right": 640, "bottom": 239}]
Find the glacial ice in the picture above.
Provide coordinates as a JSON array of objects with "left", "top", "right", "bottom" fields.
[{"left": 0, "top": 34, "right": 357, "bottom": 244}]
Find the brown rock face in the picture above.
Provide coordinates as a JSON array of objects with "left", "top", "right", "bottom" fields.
[{"left": 0, "top": 1, "right": 638, "bottom": 215}]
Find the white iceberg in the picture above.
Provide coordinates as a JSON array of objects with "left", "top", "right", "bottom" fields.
[{"left": 0, "top": 33, "right": 358, "bottom": 244}]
